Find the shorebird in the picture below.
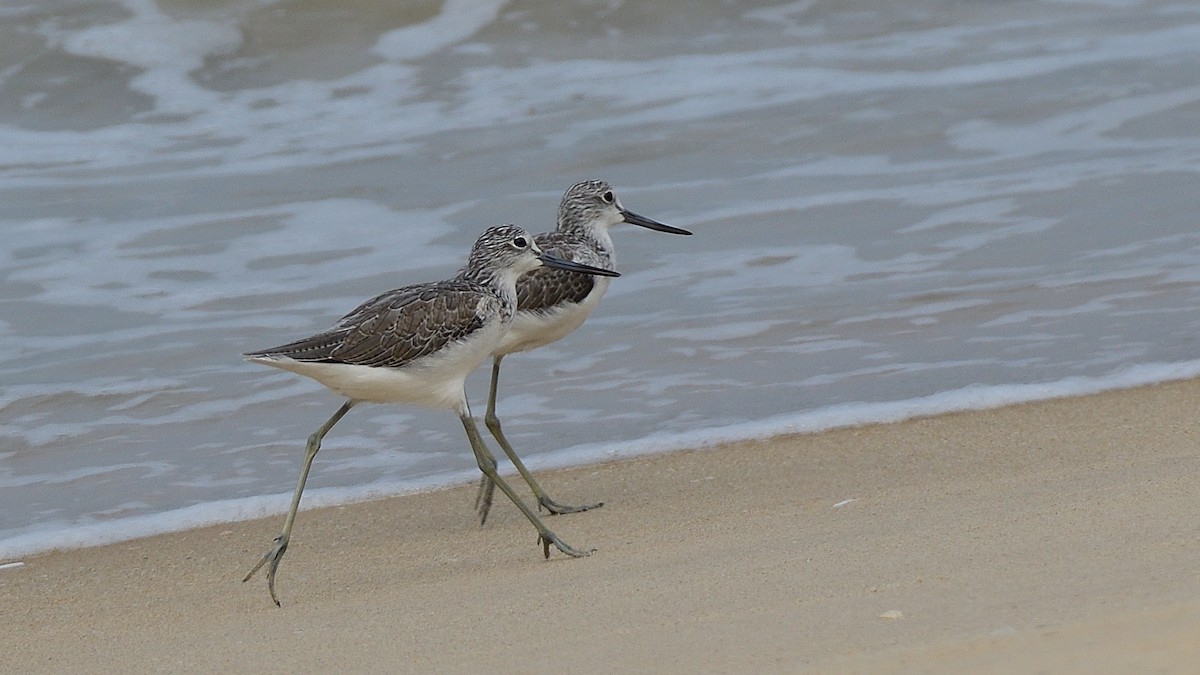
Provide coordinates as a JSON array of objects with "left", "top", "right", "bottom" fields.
[
  {"left": 475, "top": 181, "right": 691, "bottom": 523},
  {"left": 242, "top": 224, "right": 619, "bottom": 606}
]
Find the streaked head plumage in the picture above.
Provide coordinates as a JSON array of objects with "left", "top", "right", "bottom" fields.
[{"left": 461, "top": 224, "right": 543, "bottom": 281}]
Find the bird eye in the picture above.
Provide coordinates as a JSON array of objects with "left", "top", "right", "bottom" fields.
[
  {"left": 512, "top": 236, "right": 528, "bottom": 249},
  {"left": 601, "top": 190, "right": 615, "bottom": 204}
]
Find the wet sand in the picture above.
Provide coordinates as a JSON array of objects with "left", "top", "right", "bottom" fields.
[{"left": 3, "top": 379, "right": 1199, "bottom": 673}]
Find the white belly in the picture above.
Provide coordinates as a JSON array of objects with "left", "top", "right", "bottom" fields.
[
  {"left": 493, "top": 277, "right": 609, "bottom": 355},
  {"left": 250, "top": 320, "right": 506, "bottom": 413}
]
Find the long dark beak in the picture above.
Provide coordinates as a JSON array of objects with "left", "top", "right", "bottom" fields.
[
  {"left": 538, "top": 252, "right": 621, "bottom": 277},
  {"left": 622, "top": 209, "right": 692, "bottom": 235}
]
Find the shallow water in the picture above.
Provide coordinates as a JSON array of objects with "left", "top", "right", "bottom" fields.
[{"left": 4, "top": 0, "right": 1200, "bottom": 557}]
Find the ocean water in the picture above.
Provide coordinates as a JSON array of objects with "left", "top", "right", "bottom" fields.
[{"left": 3, "top": 0, "right": 1200, "bottom": 559}]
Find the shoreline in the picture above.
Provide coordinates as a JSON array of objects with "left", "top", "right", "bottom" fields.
[
  {"left": 8, "top": 360, "right": 1200, "bottom": 563},
  {"left": 4, "top": 379, "right": 1200, "bottom": 672}
]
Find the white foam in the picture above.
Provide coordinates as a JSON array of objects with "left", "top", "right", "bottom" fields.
[
  {"left": 3, "top": 199, "right": 462, "bottom": 323},
  {"left": 9, "top": 6, "right": 1196, "bottom": 185},
  {"left": 373, "top": 0, "right": 507, "bottom": 61},
  {"left": 529, "top": 361, "right": 1200, "bottom": 468},
  {"left": 54, "top": 0, "right": 241, "bottom": 112}
]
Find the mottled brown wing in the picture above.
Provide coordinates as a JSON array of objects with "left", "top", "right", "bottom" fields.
[
  {"left": 516, "top": 232, "right": 598, "bottom": 313},
  {"left": 247, "top": 280, "right": 492, "bottom": 369}
]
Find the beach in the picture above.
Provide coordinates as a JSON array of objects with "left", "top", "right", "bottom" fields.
[
  {"left": 3, "top": 379, "right": 1198, "bottom": 673},
  {"left": 5, "top": 3, "right": 1200, "bottom": 672}
]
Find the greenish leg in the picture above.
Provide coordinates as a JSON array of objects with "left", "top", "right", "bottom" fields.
[
  {"left": 475, "top": 355, "right": 604, "bottom": 524},
  {"left": 244, "top": 400, "right": 355, "bottom": 607},
  {"left": 460, "top": 410, "right": 592, "bottom": 559}
]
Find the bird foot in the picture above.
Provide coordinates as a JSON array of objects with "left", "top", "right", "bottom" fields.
[
  {"left": 475, "top": 475, "right": 602, "bottom": 524},
  {"left": 243, "top": 535, "right": 289, "bottom": 607},
  {"left": 538, "top": 496, "right": 604, "bottom": 515},
  {"left": 538, "top": 531, "right": 595, "bottom": 559}
]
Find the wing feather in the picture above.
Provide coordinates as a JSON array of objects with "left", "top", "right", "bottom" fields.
[
  {"left": 246, "top": 280, "right": 494, "bottom": 369},
  {"left": 516, "top": 232, "right": 602, "bottom": 312}
]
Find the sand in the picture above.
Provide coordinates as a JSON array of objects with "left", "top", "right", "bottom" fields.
[{"left": 3, "top": 379, "right": 1199, "bottom": 673}]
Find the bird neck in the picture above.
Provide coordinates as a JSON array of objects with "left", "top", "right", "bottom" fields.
[
  {"left": 558, "top": 220, "right": 615, "bottom": 257},
  {"left": 460, "top": 265, "right": 519, "bottom": 305}
]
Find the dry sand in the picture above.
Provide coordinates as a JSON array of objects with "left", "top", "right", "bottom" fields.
[{"left": 3, "top": 379, "right": 1199, "bottom": 673}]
